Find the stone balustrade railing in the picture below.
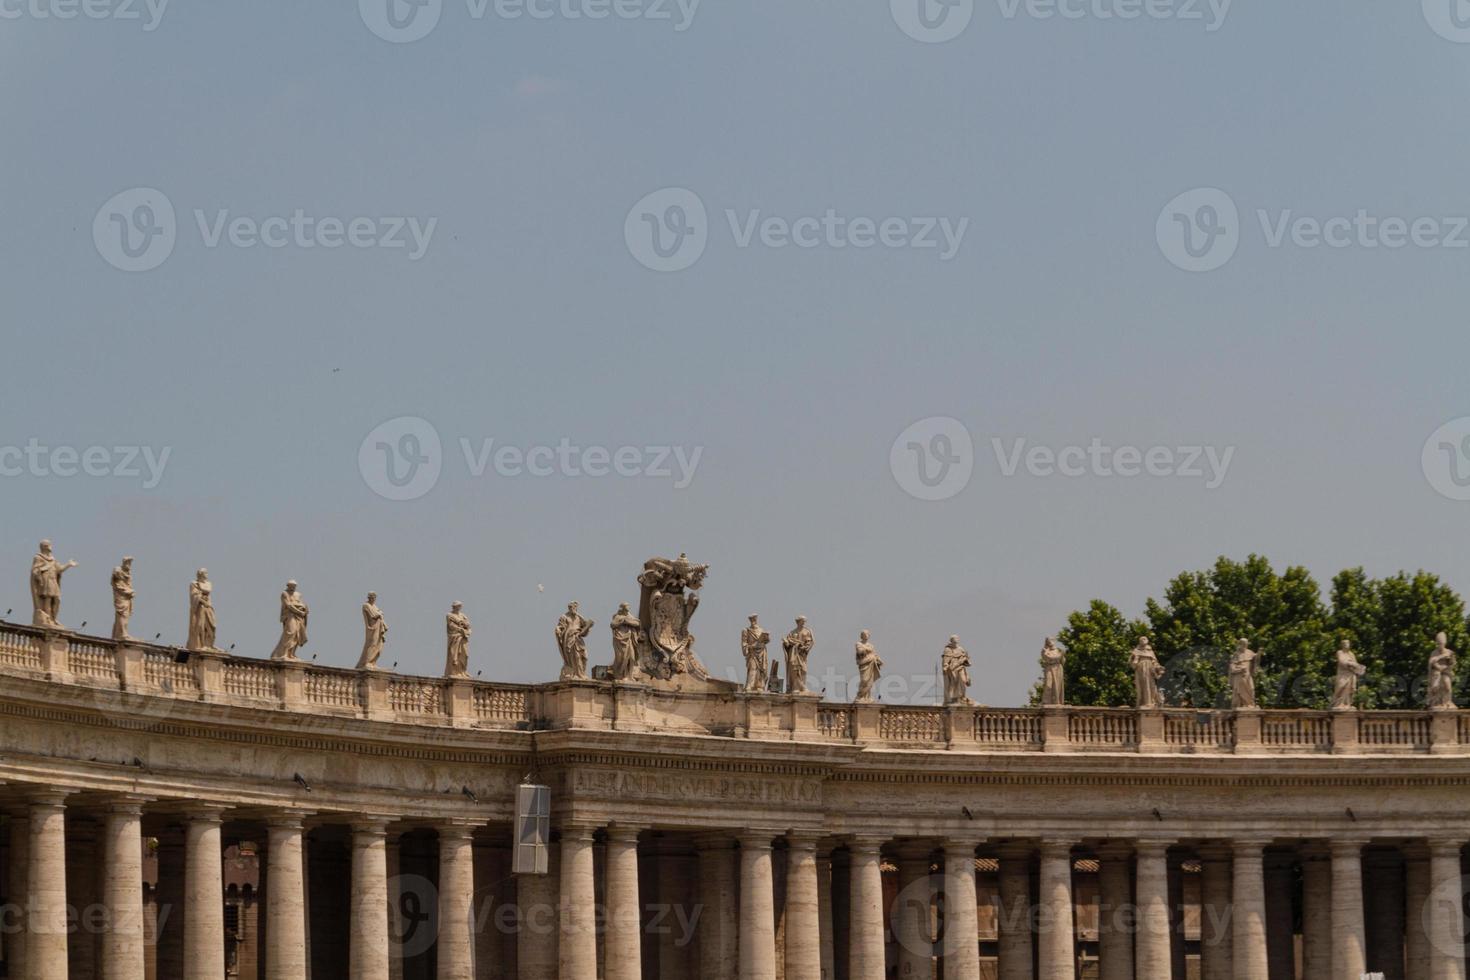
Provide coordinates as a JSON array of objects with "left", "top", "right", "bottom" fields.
[{"left": 3, "top": 620, "right": 1468, "bottom": 754}]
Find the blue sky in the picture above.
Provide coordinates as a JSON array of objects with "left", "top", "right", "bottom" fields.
[{"left": 4, "top": 0, "right": 1470, "bottom": 702}]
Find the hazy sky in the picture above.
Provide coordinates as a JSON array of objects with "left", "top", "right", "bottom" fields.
[{"left": 5, "top": 0, "right": 1470, "bottom": 703}]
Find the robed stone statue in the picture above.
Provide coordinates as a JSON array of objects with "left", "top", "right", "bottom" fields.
[
  {"left": 942, "top": 635, "right": 974, "bottom": 706},
  {"left": 1428, "top": 632, "right": 1457, "bottom": 710},
  {"left": 445, "top": 602, "right": 471, "bottom": 678},
  {"left": 555, "top": 601, "right": 594, "bottom": 681},
  {"left": 270, "top": 581, "right": 309, "bottom": 661},
  {"left": 1332, "top": 638, "right": 1365, "bottom": 710},
  {"left": 357, "top": 593, "right": 388, "bottom": 670},
  {"left": 1040, "top": 636, "right": 1066, "bottom": 707},
  {"left": 1229, "top": 638, "right": 1261, "bottom": 710},
  {"left": 742, "top": 615, "right": 772, "bottom": 692},
  {"left": 782, "top": 616, "right": 814, "bottom": 694},
  {"left": 854, "top": 630, "right": 883, "bottom": 703},
  {"left": 1130, "top": 636, "right": 1164, "bottom": 709},
  {"left": 187, "top": 569, "right": 219, "bottom": 652},
  {"left": 30, "top": 539, "right": 77, "bottom": 628},
  {"left": 608, "top": 603, "right": 641, "bottom": 681},
  {"left": 111, "top": 557, "right": 136, "bottom": 641}
]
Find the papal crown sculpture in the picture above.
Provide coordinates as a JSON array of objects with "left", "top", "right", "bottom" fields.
[{"left": 19, "top": 539, "right": 1462, "bottom": 710}]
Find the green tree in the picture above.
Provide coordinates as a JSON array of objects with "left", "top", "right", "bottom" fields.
[
  {"left": 1043, "top": 600, "right": 1146, "bottom": 707},
  {"left": 1328, "top": 569, "right": 1469, "bottom": 708}
]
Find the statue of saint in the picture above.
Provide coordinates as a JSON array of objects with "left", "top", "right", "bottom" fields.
[
  {"left": 445, "top": 602, "right": 471, "bottom": 678},
  {"left": 30, "top": 539, "right": 77, "bottom": 628},
  {"left": 608, "top": 603, "right": 642, "bottom": 681},
  {"left": 854, "top": 630, "right": 883, "bottom": 703},
  {"left": 1332, "top": 638, "right": 1365, "bottom": 710},
  {"left": 187, "top": 569, "right": 219, "bottom": 652},
  {"left": 1428, "top": 632, "right": 1457, "bottom": 710},
  {"left": 942, "top": 635, "right": 975, "bottom": 706},
  {"left": 357, "top": 593, "right": 388, "bottom": 670},
  {"left": 782, "top": 616, "right": 814, "bottom": 694},
  {"left": 555, "top": 601, "right": 595, "bottom": 681},
  {"left": 1130, "top": 636, "right": 1164, "bottom": 709},
  {"left": 1229, "top": 638, "right": 1261, "bottom": 710},
  {"left": 111, "top": 557, "right": 136, "bottom": 641},
  {"left": 270, "top": 581, "right": 310, "bottom": 661},
  {"left": 1039, "top": 636, "right": 1066, "bottom": 707},
  {"left": 742, "top": 615, "right": 772, "bottom": 692}
]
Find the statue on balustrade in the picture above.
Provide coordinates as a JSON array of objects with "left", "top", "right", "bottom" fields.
[
  {"left": 1428, "top": 632, "right": 1457, "bottom": 710},
  {"left": 111, "top": 557, "right": 135, "bottom": 641},
  {"left": 1130, "top": 636, "right": 1164, "bottom": 709},
  {"left": 608, "top": 603, "right": 642, "bottom": 681},
  {"left": 187, "top": 569, "right": 220, "bottom": 652},
  {"left": 742, "top": 615, "right": 772, "bottom": 692},
  {"left": 854, "top": 630, "right": 883, "bottom": 703},
  {"left": 1332, "top": 638, "right": 1365, "bottom": 710},
  {"left": 782, "top": 616, "right": 814, "bottom": 694},
  {"left": 555, "top": 601, "right": 595, "bottom": 681},
  {"left": 445, "top": 602, "right": 471, "bottom": 678},
  {"left": 1229, "top": 638, "right": 1261, "bottom": 710},
  {"left": 357, "top": 593, "right": 388, "bottom": 670},
  {"left": 942, "top": 635, "right": 975, "bottom": 706},
  {"left": 30, "top": 539, "right": 78, "bottom": 629},
  {"left": 1040, "top": 636, "right": 1066, "bottom": 706},
  {"left": 270, "top": 581, "right": 310, "bottom": 661}
]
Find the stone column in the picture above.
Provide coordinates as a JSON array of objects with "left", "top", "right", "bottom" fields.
[
  {"left": 1198, "top": 844, "right": 1233, "bottom": 980},
  {"left": 892, "top": 842, "right": 933, "bottom": 980},
  {"left": 350, "top": 819, "right": 390, "bottom": 980},
  {"left": 786, "top": 835, "right": 823, "bottom": 980},
  {"left": 1366, "top": 848, "right": 1406, "bottom": 980},
  {"left": 1406, "top": 847, "right": 1431, "bottom": 980},
  {"left": 1134, "top": 841, "right": 1173, "bottom": 980},
  {"left": 6, "top": 811, "right": 28, "bottom": 980},
  {"left": 694, "top": 834, "right": 737, "bottom": 980},
  {"left": 518, "top": 836, "right": 560, "bottom": 980},
  {"left": 184, "top": 806, "right": 226, "bottom": 980},
  {"left": 1301, "top": 843, "right": 1331, "bottom": 980},
  {"left": 100, "top": 800, "right": 147, "bottom": 980},
  {"left": 1330, "top": 838, "right": 1369, "bottom": 980},
  {"left": 67, "top": 816, "right": 99, "bottom": 980},
  {"left": 1231, "top": 839, "right": 1270, "bottom": 980},
  {"left": 1427, "top": 839, "right": 1466, "bottom": 980},
  {"left": 602, "top": 826, "right": 642, "bottom": 980},
  {"left": 437, "top": 823, "right": 476, "bottom": 980},
  {"left": 941, "top": 838, "right": 981, "bottom": 980},
  {"left": 818, "top": 847, "right": 836, "bottom": 980},
  {"left": 1096, "top": 844, "right": 1133, "bottom": 980},
  {"left": 27, "top": 793, "right": 70, "bottom": 980},
  {"left": 266, "top": 814, "right": 307, "bottom": 980},
  {"left": 557, "top": 823, "right": 597, "bottom": 980},
  {"left": 997, "top": 844, "right": 1034, "bottom": 980},
  {"left": 1036, "top": 840, "right": 1075, "bottom": 980},
  {"left": 848, "top": 837, "right": 887, "bottom": 980},
  {"left": 738, "top": 832, "right": 777, "bottom": 980}
]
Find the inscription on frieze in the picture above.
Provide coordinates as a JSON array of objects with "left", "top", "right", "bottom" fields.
[{"left": 572, "top": 768, "right": 821, "bottom": 806}]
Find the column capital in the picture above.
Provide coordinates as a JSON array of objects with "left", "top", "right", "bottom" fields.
[
  {"left": 24, "top": 789, "right": 70, "bottom": 810},
  {"left": 606, "top": 823, "right": 642, "bottom": 844},
  {"left": 1132, "top": 838, "right": 1176, "bottom": 857},
  {"left": 266, "top": 810, "right": 311, "bottom": 831},
  {"left": 104, "top": 794, "right": 154, "bottom": 816},
  {"left": 1327, "top": 837, "right": 1372, "bottom": 855},
  {"left": 435, "top": 819, "right": 479, "bottom": 841},
  {"left": 1426, "top": 837, "right": 1466, "bottom": 857},
  {"left": 939, "top": 836, "right": 982, "bottom": 856},
  {"left": 1039, "top": 838, "right": 1077, "bottom": 858},
  {"left": 785, "top": 832, "right": 821, "bottom": 852},
  {"left": 557, "top": 820, "right": 599, "bottom": 840},
  {"left": 1230, "top": 837, "right": 1274, "bottom": 855},
  {"left": 180, "top": 802, "right": 230, "bottom": 822},
  {"left": 737, "top": 829, "right": 778, "bottom": 849},
  {"left": 349, "top": 816, "right": 393, "bottom": 836},
  {"left": 845, "top": 834, "right": 887, "bottom": 855}
]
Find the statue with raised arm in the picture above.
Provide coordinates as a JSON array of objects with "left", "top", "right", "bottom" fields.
[
  {"left": 854, "top": 630, "right": 883, "bottom": 703},
  {"left": 742, "top": 615, "right": 772, "bottom": 692},
  {"left": 269, "top": 581, "right": 309, "bottom": 661},
  {"left": 1332, "top": 637, "right": 1366, "bottom": 710},
  {"left": 942, "top": 635, "right": 975, "bottom": 706},
  {"left": 111, "top": 557, "right": 136, "bottom": 641},
  {"left": 445, "top": 602, "right": 471, "bottom": 678},
  {"left": 608, "top": 603, "right": 641, "bottom": 681},
  {"left": 1130, "top": 636, "right": 1164, "bottom": 709},
  {"left": 357, "top": 592, "right": 388, "bottom": 670},
  {"left": 1428, "top": 631, "right": 1457, "bottom": 710},
  {"left": 555, "top": 601, "right": 595, "bottom": 681},
  {"left": 1040, "top": 636, "right": 1066, "bottom": 707},
  {"left": 30, "top": 539, "right": 78, "bottom": 628},
  {"left": 1229, "top": 638, "right": 1261, "bottom": 710},
  {"left": 187, "top": 569, "right": 219, "bottom": 652},
  {"left": 782, "top": 616, "right": 814, "bottom": 694}
]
